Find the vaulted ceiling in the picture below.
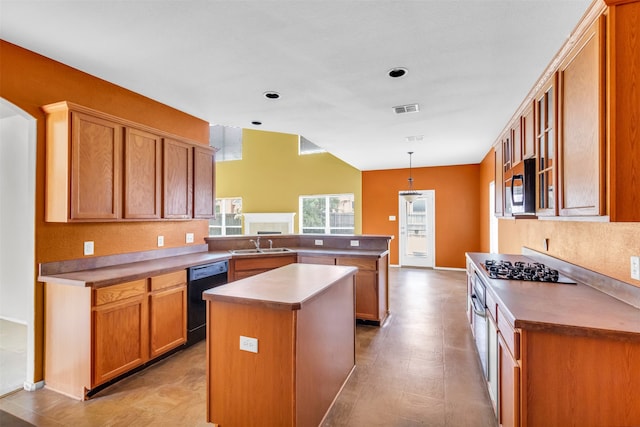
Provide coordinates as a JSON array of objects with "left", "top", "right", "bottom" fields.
[{"left": 0, "top": 0, "right": 592, "bottom": 170}]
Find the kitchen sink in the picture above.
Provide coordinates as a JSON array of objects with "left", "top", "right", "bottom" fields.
[
  {"left": 230, "top": 248, "right": 294, "bottom": 255},
  {"left": 259, "top": 248, "right": 294, "bottom": 253}
]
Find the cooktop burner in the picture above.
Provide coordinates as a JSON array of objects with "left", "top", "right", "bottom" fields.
[{"left": 483, "top": 260, "right": 576, "bottom": 284}]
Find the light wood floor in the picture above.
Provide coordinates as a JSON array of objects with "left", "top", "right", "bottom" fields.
[{"left": 0, "top": 267, "right": 497, "bottom": 426}]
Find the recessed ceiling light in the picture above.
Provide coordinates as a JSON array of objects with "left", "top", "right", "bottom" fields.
[
  {"left": 263, "top": 91, "right": 281, "bottom": 99},
  {"left": 251, "top": 121, "right": 262, "bottom": 126},
  {"left": 388, "top": 67, "right": 408, "bottom": 78}
]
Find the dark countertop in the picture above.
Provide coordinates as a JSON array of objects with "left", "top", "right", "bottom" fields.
[
  {"left": 466, "top": 252, "right": 640, "bottom": 340},
  {"left": 202, "top": 263, "right": 358, "bottom": 310},
  {"left": 38, "top": 247, "right": 388, "bottom": 288}
]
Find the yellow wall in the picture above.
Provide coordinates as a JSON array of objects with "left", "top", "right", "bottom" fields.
[{"left": 215, "top": 129, "right": 362, "bottom": 233}]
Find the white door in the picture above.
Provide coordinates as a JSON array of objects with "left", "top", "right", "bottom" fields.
[
  {"left": 489, "top": 182, "right": 498, "bottom": 253},
  {"left": 399, "top": 190, "right": 435, "bottom": 268}
]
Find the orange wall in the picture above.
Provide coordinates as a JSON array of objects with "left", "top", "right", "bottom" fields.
[
  {"left": 362, "top": 164, "right": 481, "bottom": 268},
  {"left": 1, "top": 41, "right": 211, "bottom": 381}
]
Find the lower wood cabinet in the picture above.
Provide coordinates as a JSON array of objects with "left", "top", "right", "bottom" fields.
[
  {"left": 229, "top": 255, "right": 297, "bottom": 281},
  {"left": 44, "top": 270, "right": 187, "bottom": 400},
  {"left": 299, "top": 254, "right": 389, "bottom": 324},
  {"left": 498, "top": 332, "right": 520, "bottom": 427}
]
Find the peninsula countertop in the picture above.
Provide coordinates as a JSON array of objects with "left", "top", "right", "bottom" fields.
[
  {"left": 466, "top": 252, "right": 640, "bottom": 340},
  {"left": 202, "top": 263, "right": 358, "bottom": 310}
]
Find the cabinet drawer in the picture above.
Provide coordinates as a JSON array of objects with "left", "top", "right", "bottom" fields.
[
  {"left": 150, "top": 270, "right": 186, "bottom": 292},
  {"left": 498, "top": 307, "right": 520, "bottom": 360},
  {"left": 94, "top": 279, "right": 146, "bottom": 306},
  {"left": 336, "top": 257, "right": 377, "bottom": 271},
  {"left": 234, "top": 255, "right": 296, "bottom": 272}
]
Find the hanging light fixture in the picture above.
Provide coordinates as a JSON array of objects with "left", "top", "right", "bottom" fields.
[{"left": 399, "top": 151, "right": 421, "bottom": 203}]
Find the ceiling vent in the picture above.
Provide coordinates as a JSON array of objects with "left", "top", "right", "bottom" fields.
[
  {"left": 405, "top": 135, "right": 424, "bottom": 143},
  {"left": 393, "top": 104, "right": 420, "bottom": 114}
]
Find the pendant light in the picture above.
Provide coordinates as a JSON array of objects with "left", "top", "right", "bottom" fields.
[{"left": 399, "top": 151, "right": 421, "bottom": 203}]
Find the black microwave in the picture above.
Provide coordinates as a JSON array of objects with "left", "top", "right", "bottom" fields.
[{"left": 511, "top": 158, "right": 536, "bottom": 215}]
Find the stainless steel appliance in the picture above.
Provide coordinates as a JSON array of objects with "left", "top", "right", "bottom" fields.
[
  {"left": 470, "top": 271, "right": 488, "bottom": 378},
  {"left": 511, "top": 157, "right": 536, "bottom": 215},
  {"left": 186, "top": 260, "right": 228, "bottom": 345}
]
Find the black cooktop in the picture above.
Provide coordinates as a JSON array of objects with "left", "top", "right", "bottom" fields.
[{"left": 483, "top": 260, "right": 577, "bottom": 285}]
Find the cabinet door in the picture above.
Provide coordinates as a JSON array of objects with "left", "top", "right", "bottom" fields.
[
  {"left": 163, "top": 138, "right": 193, "bottom": 218},
  {"left": 494, "top": 145, "right": 504, "bottom": 216},
  {"left": 498, "top": 333, "right": 520, "bottom": 427},
  {"left": 124, "top": 128, "right": 161, "bottom": 219},
  {"left": 558, "top": 18, "right": 605, "bottom": 216},
  {"left": 93, "top": 295, "right": 148, "bottom": 386},
  {"left": 353, "top": 270, "right": 379, "bottom": 321},
  {"left": 522, "top": 105, "right": 535, "bottom": 160},
  {"left": 71, "top": 111, "right": 122, "bottom": 220},
  {"left": 512, "top": 121, "right": 522, "bottom": 165},
  {"left": 298, "top": 255, "right": 337, "bottom": 265},
  {"left": 535, "top": 75, "right": 558, "bottom": 216},
  {"left": 193, "top": 145, "right": 216, "bottom": 219},
  {"left": 149, "top": 285, "right": 187, "bottom": 358},
  {"left": 149, "top": 270, "right": 187, "bottom": 357}
]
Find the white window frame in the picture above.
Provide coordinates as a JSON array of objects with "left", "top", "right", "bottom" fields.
[
  {"left": 298, "top": 193, "right": 355, "bottom": 235},
  {"left": 209, "top": 197, "right": 243, "bottom": 236}
]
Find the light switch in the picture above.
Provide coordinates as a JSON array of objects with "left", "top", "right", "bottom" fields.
[
  {"left": 389, "top": 215, "right": 396, "bottom": 221},
  {"left": 315, "top": 239, "right": 323, "bottom": 246},
  {"left": 631, "top": 256, "right": 640, "bottom": 280},
  {"left": 186, "top": 233, "right": 194, "bottom": 243},
  {"left": 350, "top": 240, "right": 360, "bottom": 247},
  {"left": 157, "top": 235, "right": 164, "bottom": 247}
]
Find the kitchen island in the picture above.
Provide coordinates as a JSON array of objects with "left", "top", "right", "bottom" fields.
[{"left": 203, "top": 263, "right": 358, "bottom": 427}]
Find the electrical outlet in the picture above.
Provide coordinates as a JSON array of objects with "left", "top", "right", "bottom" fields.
[
  {"left": 631, "top": 256, "right": 640, "bottom": 280},
  {"left": 186, "top": 233, "right": 194, "bottom": 243},
  {"left": 389, "top": 215, "right": 396, "bottom": 221},
  {"left": 315, "top": 239, "right": 323, "bottom": 246},
  {"left": 83, "top": 241, "right": 94, "bottom": 256},
  {"left": 157, "top": 235, "right": 164, "bottom": 247},
  {"left": 239, "top": 336, "right": 258, "bottom": 353},
  {"left": 350, "top": 240, "right": 360, "bottom": 247}
]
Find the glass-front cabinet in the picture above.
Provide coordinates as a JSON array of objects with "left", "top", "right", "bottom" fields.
[{"left": 534, "top": 75, "right": 558, "bottom": 216}]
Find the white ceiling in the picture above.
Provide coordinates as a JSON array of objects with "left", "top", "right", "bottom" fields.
[{"left": 0, "top": 0, "right": 592, "bottom": 171}]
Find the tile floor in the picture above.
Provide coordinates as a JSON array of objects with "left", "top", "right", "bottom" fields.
[{"left": 0, "top": 267, "right": 497, "bottom": 426}]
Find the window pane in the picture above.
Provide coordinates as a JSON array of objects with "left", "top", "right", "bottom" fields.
[{"left": 302, "top": 197, "right": 326, "bottom": 228}]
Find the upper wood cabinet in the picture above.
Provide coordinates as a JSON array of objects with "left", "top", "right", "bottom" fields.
[
  {"left": 558, "top": 17, "right": 606, "bottom": 216},
  {"left": 163, "top": 139, "right": 193, "bottom": 219},
  {"left": 124, "top": 128, "right": 162, "bottom": 219},
  {"left": 522, "top": 104, "right": 535, "bottom": 160},
  {"left": 43, "top": 102, "right": 214, "bottom": 222},
  {"left": 43, "top": 103, "right": 123, "bottom": 221},
  {"left": 193, "top": 145, "right": 216, "bottom": 219},
  {"left": 534, "top": 75, "right": 558, "bottom": 217}
]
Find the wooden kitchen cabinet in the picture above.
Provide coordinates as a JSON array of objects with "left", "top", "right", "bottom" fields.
[
  {"left": 498, "top": 332, "right": 520, "bottom": 427},
  {"left": 43, "top": 101, "right": 215, "bottom": 222},
  {"left": 336, "top": 255, "right": 388, "bottom": 324},
  {"left": 124, "top": 127, "right": 162, "bottom": 219},
  {"left": 193, "top": 145, "right": 216, "bottom": 219},
  {"left": 92, "top": 279, "right": 148, "bottom": 385},
  {"left": 230, "top": 255, "right": 297, "bottom": 281},
  {"left": 163, "top": 138, "right": 193, "bottom": 219},
  {"left": 534, "top": 75, "right": 558, "bottom": 216},
  {"left": 558, "top": 17, "right": 606, "bottom": 217},
  {"left": 149, "top": 270, "right": 187, "bottom": 358},
  {"left": 44, "top": 269, "right": 189, "bottom": 400},
  {"left": 43, "top": 102, "right": 123, "bottom": 222},
  {"left": 522, "top": 104, "right": 535, "bottom": 160}
]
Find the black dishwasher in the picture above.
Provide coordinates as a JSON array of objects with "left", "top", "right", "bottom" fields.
[{"left": 186, "top": 260, "right": 228, "bottom": 346}]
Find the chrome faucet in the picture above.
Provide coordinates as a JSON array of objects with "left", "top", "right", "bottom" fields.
[
  {"left": 268, "top": 239, "right": 273, "bottom": 249},
  {"left": 249, "top": 237, "right": 260, "bottom": 250}
]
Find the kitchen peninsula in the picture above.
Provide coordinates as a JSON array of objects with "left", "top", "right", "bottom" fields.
[{"left": 203, "top": 263, "right": 357, "bottom": 427}]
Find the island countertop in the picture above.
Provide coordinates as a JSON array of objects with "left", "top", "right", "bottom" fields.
[{"left": 202, "top": 263, "right": 358, "bottom": 310}]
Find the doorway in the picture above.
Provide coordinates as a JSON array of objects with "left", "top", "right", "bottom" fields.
[
  {"left": 399, "top": 190, "right": 435, "bottom": 268},
  {"left": 0, "top": 98, "right": 36, "bottom": 395}
]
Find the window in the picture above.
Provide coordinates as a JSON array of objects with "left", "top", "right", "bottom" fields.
[
  {"left": 209, "top": 198, "right": 242, "bottom": 235},
  {"left": 298, "top": 135, "right": 326, "bottom": 155},
  {"left": 210, "top": 125, "right": 242, "bottom": 161},
  {"left": 299, "top": 194, "right": 354, "bottom": 234}
]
